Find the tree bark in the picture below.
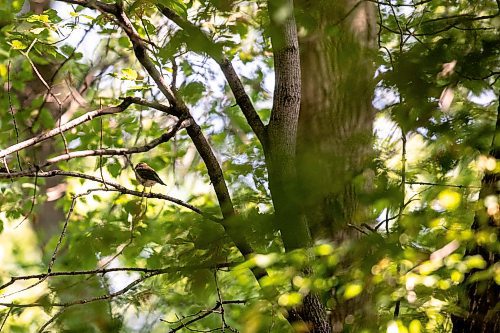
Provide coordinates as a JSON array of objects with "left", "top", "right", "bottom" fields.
[
  {"left": 295, "top": 0, "right": 377, "bottom": 330},
  {"left": 266, "top": 0, "right": 311, "bottom": 251},
  {"left": 296, "top": 0, "right": 376, "bottom": 238},
  {"left": 264, "top": 2, "right": 331, "bottom": 332}
]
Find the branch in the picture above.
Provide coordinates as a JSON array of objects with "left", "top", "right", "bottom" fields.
[
  {"left": 219, "top": 58, "right": 267, "bottom": 144},
  {"left": 405, "top": 181, "right": 481, "bottom": 189},
  {"left": 0, "top": 272, "right": 162, "bottom": 309},
  {"left": 156, "top": 4, "right": 267, "bottom": 144},
  {"left": 0, "top": 170, "right": 220, "bottom": 222},
  {"left": 0, "top": 263, "right": 235, "bottom": 292},
  {"left": 55, "top": 0, "right": 257, "bottom": 263},
  {"left": 127, "top": 97, "right": 180, "bottom": 117},
  {"left": 55, "top": 0, "right": 117, "bottom": 14},
  {"left": 0, "top": 98, "right": 133, "bottom": 159},
  {"left": 0, "top": 307, "right": 11, "bottom": 331},
  {"left": 115, "top": 5, "right": 178, "bottom": 107},
  {"left": 38, "top": 118, "right": 191, "bottom": 168},
  {"left": 165, "top": 300, "right": 246, "bottom": 333}
]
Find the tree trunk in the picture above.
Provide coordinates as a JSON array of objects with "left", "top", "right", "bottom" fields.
[
  {"left": 451, "top": 99, "right": 500, "bottom": 333},
  {"left": 264, "top": 1, "right": 330, "bottom": 332},
  {"left": 296, "top": 0, "right": 376, "bottom": 238},
  {"left": 295, "top": 0, "right": 377, "bottom": 330},
  {"left": 265, "top": 0, "right": 312, "bottom": 252}
]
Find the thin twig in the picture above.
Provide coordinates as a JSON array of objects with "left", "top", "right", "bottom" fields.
[
  {"left": 214, "top": 270, "right": 227, "bottom": 331},
  {"left": 0, "top": 272, "right": 162, "bottom": 308},
  {"left": 37, "top": 307, "right": 67, "bottom": 333},
  {"left": 6, "top": 61, "right": 22, "bottom": 171},
  {"left": 14, "top": 169, "right": 39, "bottom": 229},
  {"left": 48, "top": 196, "right": 77, "bottom": 273},
  {"left": 405, "top": 181, "right": 481, "bottom": 189},
  {"left": 0, "top": 263, "right": 235, "bottom": 293},
  {"left": 165, "top": 300, "right": 246, "bottom": 333},
  {"left": 0, "top": 307, "right": 12, "bottom": 332}
]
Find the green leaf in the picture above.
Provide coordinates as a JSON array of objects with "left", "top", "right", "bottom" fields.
[
  {"left": 179, "top": 81, "right": 205, "bottom": 104},
  {"left": 121, "top": 68, "right": 138, "bottom": 80},
  {"left": 10, "top": 40, "right": 27, "bottom": 50},
  {"left": 106, "top": 160, "right": 122, "bottom": 178},
  {"left": 26, "top": 14, "right": 50, "bottom": 23},
  {"left": 343, "top": 282, "right": 363, "bottom": 300}
]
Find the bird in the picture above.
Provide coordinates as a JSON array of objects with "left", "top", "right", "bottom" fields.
[{"left": 134, "top": 162, "right": 166, "bottom": 188}]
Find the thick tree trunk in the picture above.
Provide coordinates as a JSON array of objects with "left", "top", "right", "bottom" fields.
[
  {"left": 264, "top": 1, "right": 330, "bottom": 332},
  {"left": 451, "top": 99, "right": 500, "bottom": 333},
  {"left": 295, "top": 0, "right": 377, "bottom": 330},
  {"left": 265, "top": 1, "right": 377, "bottom": 331},
  {"left": 296, "top": 0, "right": 376, "bottom": 238},
  {"left": 265, "top": 0, "right": 312, "bottom": 252}
]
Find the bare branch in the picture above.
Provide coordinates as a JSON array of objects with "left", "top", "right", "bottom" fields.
[
  {"left": 127, "top": 97, "right": 180, "bottom": 117},
  {"left": 38, "top": 118, "right": 191, "bottom": 168},
  {"left": 165, "top": 300, "right": 246, "bottom": 333},
  {"left": 0, "top": 272, "right": 162, "bottom": 309},
  {"left": 0, "top": 307, "right": 12, "bottom": 331},
  {"left": 55, "top": 0, "right": 118, "bottom": 15},
  {"left": 405, "top": 181, "right": 481, "bottom": 189},
  {"left": 37, "top": 308, "right": 66, "bottom": 333},
  {"left": 0, "top": 263, "right": 235, "bottom": 292},
  {"left": 0, "top": 170, "right": 220, "bottom": 222},
  {"left": 0, "top": 98, "right": 133, "bottom": 159},
  {"left": 219, "top": 58, "right": 267, "bottom": 144},
  {"left": 7, "top": 61, "right": 22, "bottom": 170},
  {"left": 48, "top": 197, "right": 76, "bottom": 273}
]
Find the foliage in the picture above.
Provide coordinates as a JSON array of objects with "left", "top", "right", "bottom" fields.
[{"left": 0, "top": 0, "right": 498, "bottom": 332}]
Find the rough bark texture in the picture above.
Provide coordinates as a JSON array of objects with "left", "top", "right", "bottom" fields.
[
  {"left": 264, "top": 2, "right": 331, "bottom": 332},
  {"left": 451, "top": 100, "right": 500, "bottom": 333},
  {"left": 295, "top": 0, "right": 377, "bottom": 330},
  {"left": 296, "top": 0, "right": 376, "bottom": 238},
  {"left": 266, "top": 0, "right": 311, "bottom": 251}
]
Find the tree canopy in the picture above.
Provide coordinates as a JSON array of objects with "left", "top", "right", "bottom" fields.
[{"left": 0, "top": 0, "right": 498, "bottom": 332}]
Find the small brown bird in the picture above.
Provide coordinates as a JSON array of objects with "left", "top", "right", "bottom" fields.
[{"left": 134, "top": 162, "right": 166, "bottom": 187}]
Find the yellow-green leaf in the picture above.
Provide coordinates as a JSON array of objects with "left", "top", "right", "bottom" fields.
[
  {"left": 11, "top": 40, "right": 27, "bottom": 50},
  {"left": 278, "top": 292, "right": 302, "bottom": 307},
  {"left": 438, "top": 189, "right": 461, "bottom": 211},
  {"left": 121, "top": 68, "right": 138, "bottom": 80},
  {"left": 344, "top": 282, "right": 363, "bottom": 300}
]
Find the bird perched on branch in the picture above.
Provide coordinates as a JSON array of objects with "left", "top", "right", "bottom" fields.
[{"left": 135, "top": 162, "right": 166, "bottom": 188}]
